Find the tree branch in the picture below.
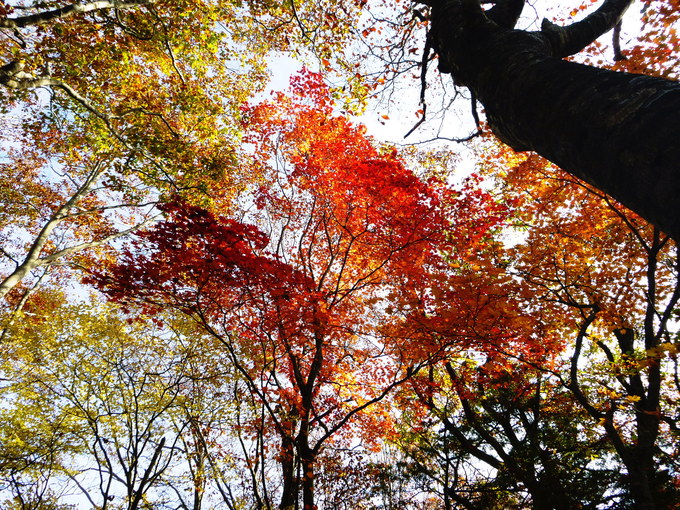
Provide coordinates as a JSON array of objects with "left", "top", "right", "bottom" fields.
[
  {"left": 0, "top": 61, "right": 130, "bottom": 147},
  {"left": 0, "top": 0, "right": 157, "bottom": 29},
  {"left": 0, "top": 160, "right": 108, "bottom": 300},
  {"left": 404, "top": 32, "right": 432, "bottom": 139},
  {"left": 612, "top": 20, "right": 625, "bottom": 60},
  {"left": 567, "top": 308, "right": 601, "bottom": 418},
  {"left": 486, "top": 0, "right": 525, "bottom": 29},
  {"left": 540, "top": 0, "right": 634, "bottom": 58},
  {"left": 0, "top": 62, "right": 180, "bottom": 184},
  {"left": 40, "top": 213, "right": 159, "bottom": 265}
]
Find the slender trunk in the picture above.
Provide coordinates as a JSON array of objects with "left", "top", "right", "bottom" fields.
[
  {"left": 297, "top": 386, "right": 317, "bottom": 510},
  {"left": 279, "top": 423, "right": 297, "bottom": 510},
  {"left": 298, "top": 431, "right": 315, "bottom": 510},
  {"left": 192, "top": 448, "right": 205, "bottom": 510},
  {"left": 129, "top": 437, "right": 165, "bottom": 510}
]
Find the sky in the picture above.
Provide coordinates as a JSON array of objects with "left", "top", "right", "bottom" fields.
[{"left": 259, "top": 0, "right": 650, "bottom": 184}]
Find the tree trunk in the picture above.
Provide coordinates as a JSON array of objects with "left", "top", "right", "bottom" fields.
[
  {"left": 426, "top": 0, "right": 680, "bottom": 241},
  {"left": 296, "top": 409, "right": 316, "bottom": 510},
  {"left": 626, "top": 453, "right": 658, "bottom": 510},
  {"left": 299, "top": 442, "right": 316, "bottom": 510},
  {"left": 279, "top": 423, "right": 297, "bottom": 510}
]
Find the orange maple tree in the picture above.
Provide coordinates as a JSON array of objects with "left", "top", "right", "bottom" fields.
[
  {"left": 500, "top": 149, "right": 680, "bottom": 508},
  {"left": 392, "top": 134, "right": 680, "bottom": 507}
]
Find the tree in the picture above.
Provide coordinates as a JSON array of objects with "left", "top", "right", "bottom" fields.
[
  {"left": 418, "top": 0, "right": 680, "bottom": 242},
  {"left": 383, "top": 144, "right": 680, "bottom": 508},
  {"left": 0, "top": 0, "right": 366, "bottom": 317},
  {"left": 6, "top": 1, "right": 680, "bottom": 507},
  {"left": 485, "top": 144, "right": 680, "bottom": 509},
  {"left": 89, "top": 70, "right": 515, "bottom": 510},
  {"left": 400, "top": 361, "right": 623, "bottom": 509},
  {"left": 0, "top": 295, "right": 211, "bottom": 509}
]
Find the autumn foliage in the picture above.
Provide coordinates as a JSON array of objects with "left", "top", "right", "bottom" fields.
[
  {"left": 87, "top": 70, "right": 524, "bottom": 508},
  {"left": 2, "top": 1, "right": 680, "bottom": 509}
]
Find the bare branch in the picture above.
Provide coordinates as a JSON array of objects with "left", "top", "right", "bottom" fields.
[
  {"left": 407, "top": 130, "right": 481, "bottom": 145},
  {"left": 404, "top": 32, "right": 432, "bottom": 139},
  {"left": 540, "top": 0, "right": 634, "bottom": 58},
  {"left": 0, "top": 161, "right": 108, "bottom": 299},
  {"left": 0, "top": 247, "right": 19, "bottom": 268}
]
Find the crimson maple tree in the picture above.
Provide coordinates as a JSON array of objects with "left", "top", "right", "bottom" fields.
[{"left": 91, "top": 70, "right": 514, "bottom": 509}]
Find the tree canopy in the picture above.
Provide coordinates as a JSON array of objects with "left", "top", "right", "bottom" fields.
[{"left": 1, "top": 1, "right": 679, "bottom": 509}]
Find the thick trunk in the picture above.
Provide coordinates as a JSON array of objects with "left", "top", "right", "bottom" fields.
[
  {"left": 531, "top": 465, "right": 576, "bottom": 510},
  {"left": 626, "top": 455, "right": 658, "bottom": 510},
  {"left": 429, "top": 1, "right": 680, "bottom": 241}
]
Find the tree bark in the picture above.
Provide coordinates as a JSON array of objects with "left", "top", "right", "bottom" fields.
[
  {"left": 299, "top": 439, "right": 316, "bottom": 510},
  {"left": 425, "top": 0, "right": 680, "bottom": 242}
]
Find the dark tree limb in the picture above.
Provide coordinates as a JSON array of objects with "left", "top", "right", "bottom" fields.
[
  {"left": 568, "top": 308, "right": 601, "bottom": 418},
  {"left": 539, "top": 0, "right": 634, "bottom": 58},
  {"left": 486, "top": 0, "right": 525, "bottom": 29},
  {"left": 424, "top": 0, "right": 680, "bottom": 242},
  {"left": 613, "top": 20, "right": 626, "bottom": 60},
  {"left": 404, "top": 31, "right": 432, "bottom": 138}
]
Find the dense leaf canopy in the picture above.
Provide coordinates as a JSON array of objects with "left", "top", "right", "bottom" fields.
[{"left": 1, "top": 1, "right": 679, "bottom": 509}]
